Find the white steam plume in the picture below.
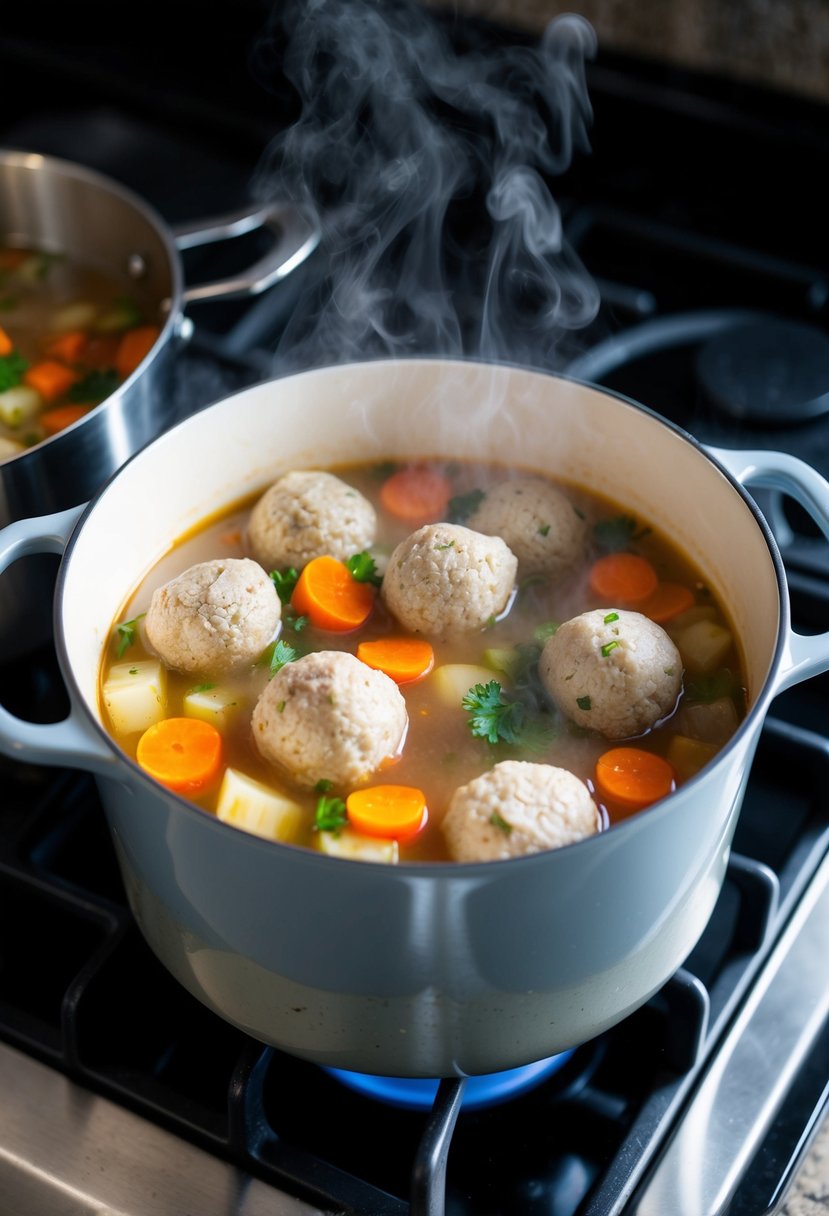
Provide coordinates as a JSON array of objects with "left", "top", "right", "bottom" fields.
[{"left": 251, "top": 0, "right": 600, "bottom": 371}]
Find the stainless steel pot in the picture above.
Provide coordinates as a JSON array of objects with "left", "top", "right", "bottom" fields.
[
  {"left": 0, "top": 149, "right": 318, "bottom": 658},
  {"left": 0, "top": 359, "right": 827, "bottom": 1078}
]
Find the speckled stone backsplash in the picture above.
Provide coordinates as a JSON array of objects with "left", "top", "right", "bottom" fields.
[{"left": 426, "top": 0, "right": 829, "bottom": 99}]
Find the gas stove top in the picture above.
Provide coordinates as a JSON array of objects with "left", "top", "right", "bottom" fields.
[{"left": 1, "top": 5, "right": 829, "bottom": 1215}]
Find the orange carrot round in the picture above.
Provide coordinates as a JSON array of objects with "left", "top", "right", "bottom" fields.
[
  {"left": 347, "top": 785, "right": 428, "bottom": 841},
  {"left": 380, "top": 465, "right": 451, "bottom": 525},
  {"left": 595, "top": 747, "right": 675, "bottom": 814},
  {"left": 44, "top": 329, "right": 88, "bottom": 363},
  {"left": 0, "top": 325, "right": 13, "bottom": 357},
  {"left": 136, "top": 717, "right": 223, "bottom": 794},
  {"left": 638, "top": 581, "right": 696, "bottom": 624},
  {"left": 589, "top": 552, "right": 659, "bottom": 603},
  {"left": 23, "top": 360, "right": 79, "bottom": 403},
  {"left": 39, "top": 404, "right": 90, "bottom": 436},
  {"left": 357, "top": 637, "right": 435, "bottom": 684},
  {"left": 115, "top": 325, "right": 161, "bottom": 379},
  {"left": 291, "top": 555, "right": 375, "bottom": 631}
]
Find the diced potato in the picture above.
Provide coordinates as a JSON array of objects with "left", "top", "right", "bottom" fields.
[
  {"left": 431, "top": 663, "right": 499, "bottom": 706},
  {"left": 0, "top": 435, "right": 26, "bottom": 461},
  {"left": 667, "top": 734, "right": 720, "bottom": 782},
  {"left": 216, "top": 768, "right": 303, "bottom": 843},
  {"left": 94, "top": 300, "right": 143, "bottom": 333},
  {"left": 102, "top": 659, "right": 167, "bottom": 736},
  {"left": 183, "top": 685, "right": 242, "bottom": 730},
  {"left": 483, "top": 648, "right": 520, "bottom": 681},
  {"left": 677, "top": 697, "right": 739, "bottom": 746},
  {"left": 315, "top": 827, "right": 399, "bottom": 864},
  {"left": 676, "top": 620, "right": 733, "bottom": 675},
  {"left": 49, "top": 301, "right": 98, "bottom": 332},
  {"left": 0, "top": 385, "right": 42, "bottom": 428}
]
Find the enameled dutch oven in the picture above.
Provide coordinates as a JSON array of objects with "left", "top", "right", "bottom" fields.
[
  {"left": 0, "top": 149, "right": 318, "bottom": 657},
  {"left": 0, "top": 358, "right": 827, "bottom": 1078}
]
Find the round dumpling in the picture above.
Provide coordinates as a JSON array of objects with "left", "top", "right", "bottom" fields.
[
  {"left": 539, "top": 608, "right": 682, "bottom": 739},
  {"left": 251, "top": 650, "right": 408, "bottom": 788},
  {"left": 248, "top": 470, "right": 376, "bottom": 571},
  {"left": 466, "top": 477, "right": 588, "bottom": 578},
  {"left": 442, "top": 760, "right": 600, "bottom": 862},
  {"left": 144, "top": 557, "right": 280, "bottom": 676},
  {"left": 381, "top": 523, "right": 517, "bottom": 637}
]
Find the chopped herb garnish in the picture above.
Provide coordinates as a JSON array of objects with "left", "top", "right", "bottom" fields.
[
  {"left": 68, "top": 368, "right": 120, "bottom": 404},
  {"left": 114, "top": 613, "right": 146, "bottom": 658},
  {"left": 447, "top": 488, "right": 486, "bottom": 523},
  {"left": 314, "top": 795, "right": 348, "bottom": 834},
  {"left": 270, "top": 567, "right": 299, "bottom": 603},
  {"left": 129, "top": 668, "right": 138, "bottom": 676},
  {"left": 345, "top": 551, "right": 382, "bottom": 586},
  {"left": 593, "top": 515, "right": 651, "bottom": 553},
  {"left": 489, "top": 810, "right": 513, "bottom": 835},
  {"left": 289, "top": 613, "right": 310, "bottom": 633},
  {"left": 538, "top": 523, "right": 551, "bottom": 537},
  {"left": 533, "top": 621, "right": 559, "bottom": 645},
  {"left": 315, "top": 779, "right": 333, "bottom": 794},
  {"left": 462, "top": 680, "right": 555, "bottom": 751},
  {"left": 603, "top": 611, "right": 619, "bottom": 624},
  {"left": 576, "top": 695, "right": 592, "bottom": 711},
  {"left": 434, "top": 540, "right": 455, "bottom": 551},
  {"left": 0, "top": 350, "right": 28, "bottom": 392},
  {"left": 188, "top": 682, "right": 216, "bottom": 694},
  {"left": 277, "top": 700, "right": 286, "bottom": 712},
  {"left": 601, "top": 640, "right": 621, "bottom": 658}
]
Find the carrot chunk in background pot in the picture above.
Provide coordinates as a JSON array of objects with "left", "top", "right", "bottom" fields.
[
  {"left": 588, "top": 552, "right": 659, "bottom": 603},
  {"left": 380, "top": 465, "right": 452, "bottom": 524}
]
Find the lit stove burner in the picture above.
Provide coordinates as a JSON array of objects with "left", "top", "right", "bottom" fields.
[{"left": 324, "top": 1050, "right": 574, "bottom": 1111}]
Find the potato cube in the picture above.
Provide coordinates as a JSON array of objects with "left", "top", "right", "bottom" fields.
[
  {"left": 676, "top": 620, "right": 733, "bottom": 675},
  {"left": 183, "top": 685, "right": 241, "bottom": 730},
  {"left": 216, "top": 768, "right": 303, "bottom": 843},
  {"left": 666, "top": 734, "right": 719, "bottom": 782},
  {"left": 0, "top": 386, "right": 42, "bottom": 428},
  {"left": 432, "top": 664, "right": 500, "bottom": 706},
  {"left": 102, "top": 660, "right": 167, "bottom": 736},
  {"left": 315, "top": 827, "right": 399, "bottom": 864}
]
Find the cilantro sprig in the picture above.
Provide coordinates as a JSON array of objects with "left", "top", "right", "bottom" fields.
[
  {"left": 314, "top": 794, "right": 348, "bottom": 834},
  {"left": 270, "top": 567, "right": 299, "bottom": 603},
  {"left": 114, "top": 613, "right": 146, "bottom": 658}
]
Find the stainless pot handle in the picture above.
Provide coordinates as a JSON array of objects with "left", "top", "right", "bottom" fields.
[
  {"left": 171, "top": 201, "right": 319, "bottom": 306},
  {"left": 706, "top": 445, "right": 829, "bottom": 693},
  {"left": 0, "top": 507, "right": 115, "bottom": 774}
]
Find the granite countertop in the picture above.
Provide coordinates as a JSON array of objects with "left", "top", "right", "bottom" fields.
[{"left": 425, "top": 0, "right": 829, "bottom": 101}]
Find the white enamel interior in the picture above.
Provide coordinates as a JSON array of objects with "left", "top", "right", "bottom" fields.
[{"left": 58, "top": 359, "right": 780, "bottom": 720}]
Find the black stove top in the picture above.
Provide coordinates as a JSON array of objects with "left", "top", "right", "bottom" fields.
[{"left": 1, "top": 5, "right": 829, "bottom": 1215}]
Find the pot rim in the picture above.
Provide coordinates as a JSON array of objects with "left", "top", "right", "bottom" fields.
[
  {"left": 53, "top": 355, "right": 791, "bottom": 875},
  {"left": 0, "top": 147, "right": 184, "bottom": 460}
]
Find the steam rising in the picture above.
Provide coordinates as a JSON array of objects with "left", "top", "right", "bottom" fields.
[{"left": 252, "top": 0, "right": 599, "bottom": 370}]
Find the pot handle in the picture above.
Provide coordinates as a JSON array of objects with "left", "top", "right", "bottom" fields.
[
  {"left": 0, "top": 507, "right": 115, "bottom": 775},
  {"left": 706, "top": 445, "right": 829, "bottom": 693},
  {"left": 172, "top": 201, "right": 319, "bottom": 306}
]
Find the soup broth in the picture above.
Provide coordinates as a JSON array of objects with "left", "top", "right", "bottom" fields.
[
  {"left": 0, "top": 244, "right": 161, "bottom": 459},
  {"left": 99, "top": 458, "right": 747, "bottom": 864}
]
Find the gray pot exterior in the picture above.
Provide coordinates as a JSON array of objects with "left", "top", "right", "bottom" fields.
[{"left": 96, "top": 732, "right": 752, "bottom": 1077}]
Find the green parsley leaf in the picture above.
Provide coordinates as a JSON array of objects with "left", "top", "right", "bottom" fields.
[
  {"left": 601, "top": 640, "right": 621, "bottom": 658},
  {"left": 533, "top": 621, "right": 559, "bottom": 645},
  {"left": 447, "top": 488, "right": 485, "bottom": 523},
  {"left": 593, "top": 515, "right": 651, "bottom": 553},
  {"left": 269, "top": 639, "right": 298, "bottom": 676},
  {"left": 315, "top": 779, "right": 333, "bottom": 794},
  {"left": 0, "top": 350, "right": 29, "bottom": 392},
  {"left": 489, "top": 810, "right": 513, "bottom": 835},
  {"left": 114, "top": 613, "right": 146, "bottom": 658},
  {"left": 345, "top": 551, "right": 382, "bottom": 586},
  {"left": 270, "top": 567, "right": 299, "bottom": 603},
  {"left": 538, "top": 523, "right": 551, "bottom": 537},
  {"left": 314, "top": 794, "right": 348, "bottom": 834},
  {"left": 68, "top": 368, "right": 120, "bottom": 404},
  {"left": 576, "top": 695, "right": 592, "bottom": 711},
  {"left": 189, "top": 682, "right": 216, "bottom": 694},
  {"left": 462, "top": 680, "right": 555, "bottom": 752}
]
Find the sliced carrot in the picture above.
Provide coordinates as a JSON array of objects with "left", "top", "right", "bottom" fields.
[
  {"left": 638, "top": 581, "right": 696, "bottom": 624},
  {"left": 0, "top": 326, "right": 12, "bottom": 357},
  {"left": 380, "top": 465, "right": 452, "bottom": 525},
  {"left": 136, "top": 717, "right": 223, "bottom": 794},
  {"left": 40, "top": 404, "right": 90, "bottom": 436},
  {"left": 291, "top": 555, "right": 375, "bottom": 631},
  {"left": 595, "top": 747, "right": 676, "bottom": 815},
  {"left": 357, "top": 638, "right": 435, "bottom": 684},
  {"left": 347, "top": 785, "right": 428, "bottom": 841},
  {"left": 23, "top": 360, "right": 79, "bottom": 403},
  {"left": 115, "top": 325, "right": 161, "bottom": 379},
  {"left": 589, "top": 552, "right": 659, "bottom": 603},
  {"left": 44, "top": 329, "right": 88, "bottom": 363}
]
